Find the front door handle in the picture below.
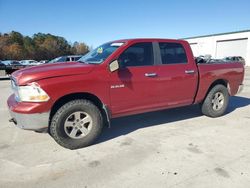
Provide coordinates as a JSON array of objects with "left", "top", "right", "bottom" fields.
[
  {"left": 145, "top": 73, "right": 157, "bottom": 77},
  {"left": 185, "top": 70, "right": 195, "bottom": 74}
]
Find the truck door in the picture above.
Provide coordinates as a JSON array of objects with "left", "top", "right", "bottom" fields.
[
  {"left": 110, "top": 42, "right": 158, "bottom": 116},
  {"left": 155, "top": 42, "right": 198, "bottom": 107}
]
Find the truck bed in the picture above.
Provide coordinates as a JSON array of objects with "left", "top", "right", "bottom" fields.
[{"left": 195, "top": 62, "right": 244, "bottom": 104}]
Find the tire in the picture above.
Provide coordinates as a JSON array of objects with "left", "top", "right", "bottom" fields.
[
  {"left": 49, "top": 99, "right": 103, "bottom": 149},
  {"left": 201, "top": 84, "right": 229, "bottom": 117}
]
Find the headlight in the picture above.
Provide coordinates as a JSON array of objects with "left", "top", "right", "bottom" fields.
[{"left": 15, "top": 82, "right": 50, "bottom": 102}]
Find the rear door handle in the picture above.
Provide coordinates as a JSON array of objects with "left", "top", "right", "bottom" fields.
[
  {"left": 145, "top": 73, "right": 157, "bottom": 77},
  {"left": 185, "top": 70, "right": 195, "bottom": 74}
]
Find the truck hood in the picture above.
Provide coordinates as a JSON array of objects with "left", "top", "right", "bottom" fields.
[{"left": 12, "top": 62, "right": 95, "bottom": 85}]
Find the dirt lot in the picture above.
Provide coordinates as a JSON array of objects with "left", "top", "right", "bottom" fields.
[{"left": 0, "top": 68, "right": 250, "bottom": 188}]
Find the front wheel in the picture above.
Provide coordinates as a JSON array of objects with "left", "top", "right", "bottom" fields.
[
  {"left": 201, "top": 84, "right": 229, "bottom": 117},
  {"left": 49, "top": 99, "right": 103, "bottom": 149}
]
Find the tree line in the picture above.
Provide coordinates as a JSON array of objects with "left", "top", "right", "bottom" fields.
[{"left": 0, "top": 31, "right": 89, "bottom": 61}]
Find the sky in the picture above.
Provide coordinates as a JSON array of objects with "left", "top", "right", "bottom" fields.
[{"left": 0, "top": 0, "right": 250, "bottom": 47}]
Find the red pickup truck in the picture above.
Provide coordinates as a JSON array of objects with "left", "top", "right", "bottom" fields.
[{"left": 7, "top": 39, "right": 244, "bottom": 149}]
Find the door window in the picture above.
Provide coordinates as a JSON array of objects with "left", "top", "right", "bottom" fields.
[
  {"left": 159, "top": 42, "right": 187, "bottom": 64},
  {"left": 118, "top": 42, "right": 154, "bottom": 67}
]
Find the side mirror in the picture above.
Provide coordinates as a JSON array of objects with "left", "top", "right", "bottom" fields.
[{"left": 109, "top": 60, "right": 119, "bottom": 72}]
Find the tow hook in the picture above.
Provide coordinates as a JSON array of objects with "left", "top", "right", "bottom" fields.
[{"left": 9, "top": 118, "right": 17, "bottom": 125}]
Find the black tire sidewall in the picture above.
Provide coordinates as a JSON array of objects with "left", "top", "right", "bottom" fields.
[
  {"left": 202, "top": 85, "right": 229, "bottom": 117},
  {"left": 50, "top": 100, "right": 103, "bottom": 149}
]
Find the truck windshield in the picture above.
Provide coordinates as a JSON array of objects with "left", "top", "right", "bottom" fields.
[
  {"left": 47, "top": 57, "right": 64, "bottom": 64},
  {"left": 78, "top": 42, "right": 124, "bottom": 64}
]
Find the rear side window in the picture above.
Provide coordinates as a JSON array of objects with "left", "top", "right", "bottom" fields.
[
  {"left": 159, "top": 42, "right": 188, "bottom": 64},
  {"left": 118, "top": 42, "right": 154, "bottom": 67}
]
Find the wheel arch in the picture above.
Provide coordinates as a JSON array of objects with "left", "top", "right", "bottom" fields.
[
  {"left": 208, "top": 79, "right": 228, "bottom": 91},
  {"left": 203, "top": 79, "right": 229, "bottom": 102},
  {"left": 49, "top": 92, "right": 110, "bottom": 128}
]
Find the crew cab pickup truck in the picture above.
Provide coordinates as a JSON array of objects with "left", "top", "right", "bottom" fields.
[{"left": 7, "top": 39, "right": 244, "bottom": 149}]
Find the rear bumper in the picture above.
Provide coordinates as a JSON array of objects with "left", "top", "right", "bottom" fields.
[{"left": 7, "top": 94, "right": 50, "bottom": 131}]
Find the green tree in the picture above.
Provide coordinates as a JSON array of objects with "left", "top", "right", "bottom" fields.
[
  {"left": 2, "top": 43, "right": 25, "bottom": 60},
  {"left": 0, "top": 31, "right": 89, "bottom": 61},
  {"left": 9, "top": 31, "right": 24, "bottom": 45},
  {"left": 72, "top": 42, "right": 89, "bottom": 55},
  {"left": 0, "top": 34, "right": 11, "bottom": 60},
  {"left": 23, "top": 36, "right": 36, "bottom": 59}
]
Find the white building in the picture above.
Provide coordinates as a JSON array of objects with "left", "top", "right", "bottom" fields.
[{"left": 184, "top": 30, "right": 250, "bottom": 66}]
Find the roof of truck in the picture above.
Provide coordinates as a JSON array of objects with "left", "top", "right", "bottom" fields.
[{"left": 112, "top": 38, "right": 183, "bottom": 43}]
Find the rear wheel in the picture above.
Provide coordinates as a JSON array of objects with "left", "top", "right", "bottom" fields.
[
  {"left": 49, "top": 99, "right": 103, "bottom": 149},
  {"left": 201, "top": 84, "right": 229, "bottom": 117}
]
